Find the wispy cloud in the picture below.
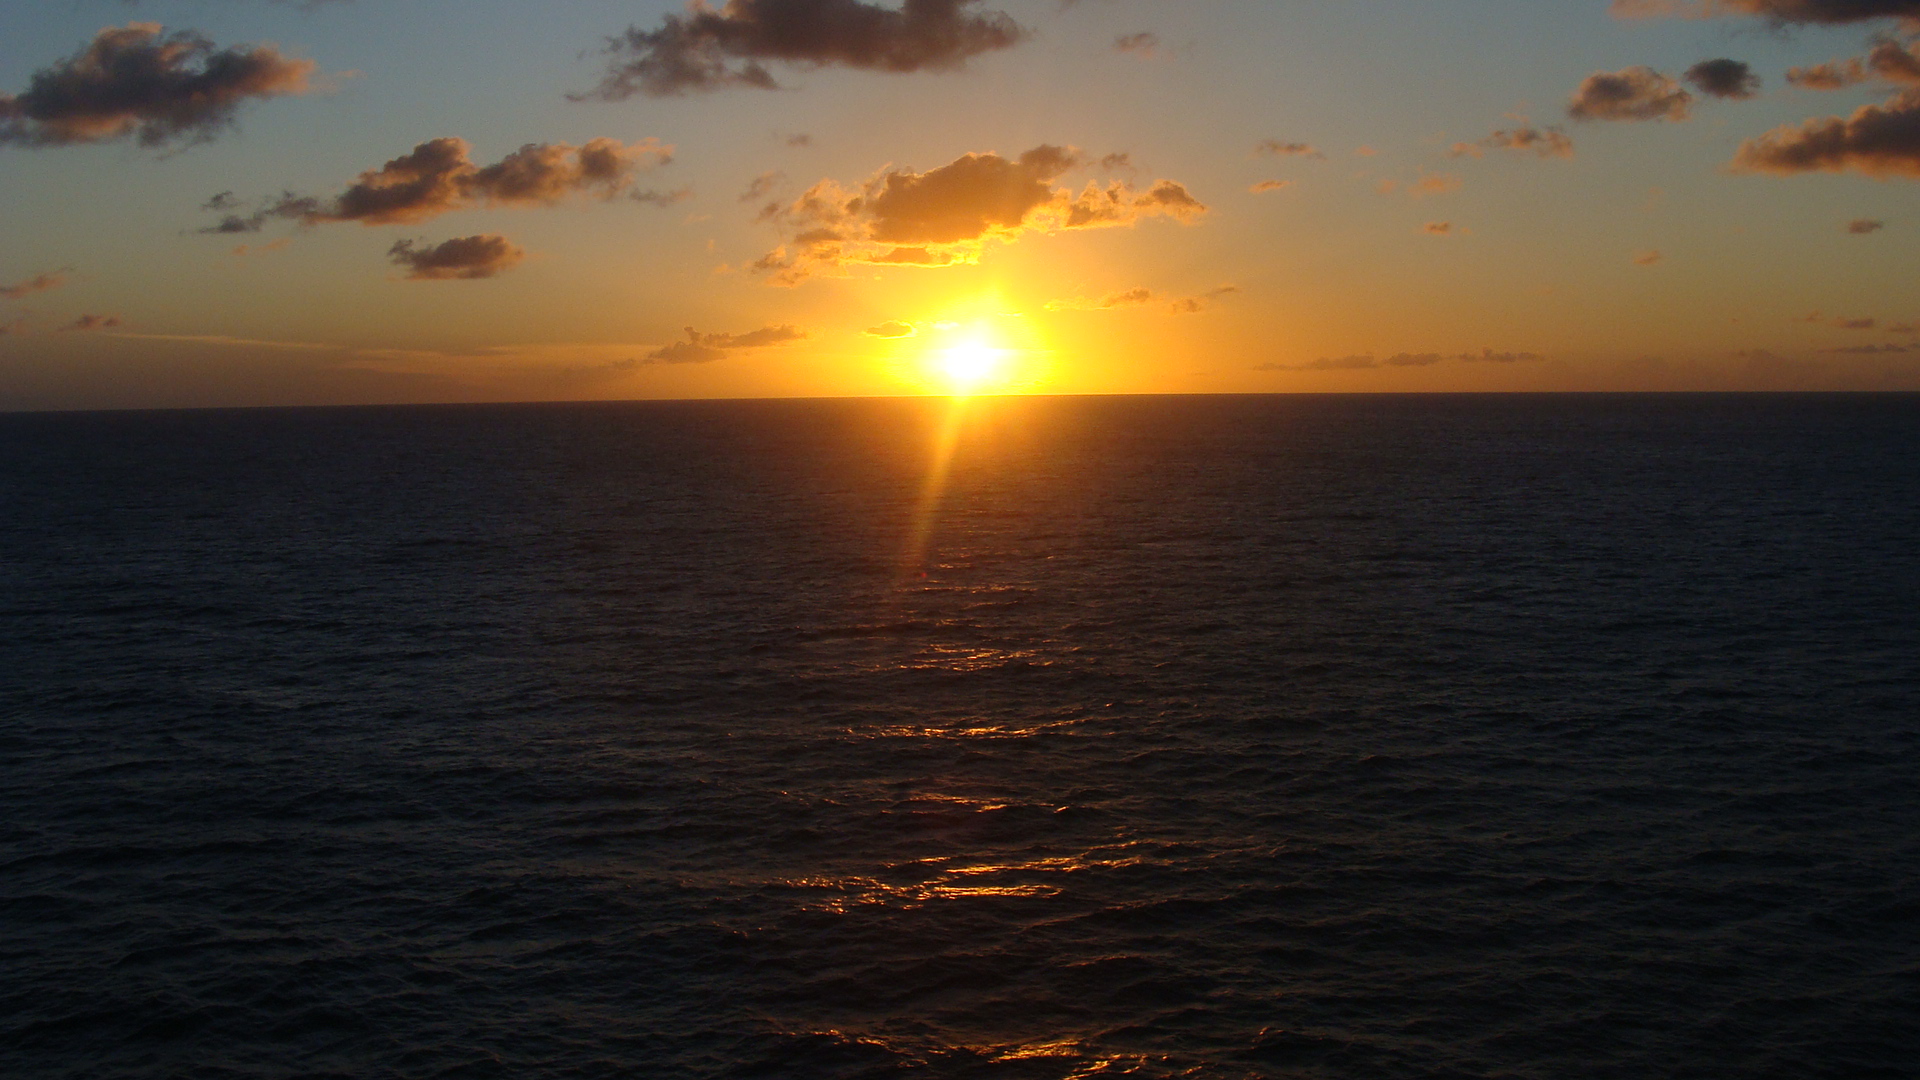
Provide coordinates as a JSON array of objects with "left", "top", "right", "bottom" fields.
[
  {"left": 0, "top": 269, "right": 71, "bottom": 299},
  {"left": 644, "top": 324, "right": 806, "bottom": 363}
]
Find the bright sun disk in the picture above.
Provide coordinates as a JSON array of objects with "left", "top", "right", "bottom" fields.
[{"left": 940, "top": 338, "right": 1004, "bottom": 390}]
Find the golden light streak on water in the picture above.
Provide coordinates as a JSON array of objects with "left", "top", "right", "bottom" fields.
[{"left": 899, "top": 394, "right": 974, "bottom": 579}]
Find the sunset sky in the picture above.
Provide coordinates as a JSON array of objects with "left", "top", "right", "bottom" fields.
[{"left": 3, "top": 0, "right": 1918, "bottom": 409}]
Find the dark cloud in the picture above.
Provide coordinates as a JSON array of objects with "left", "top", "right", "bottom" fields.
[
  {"left": 0, "top": 23, "right": 315, "bottom": 149},
  {"left": 1254, "top": 140, "right": 1324, "bottom": 159},
  {"left": 754, "top": 144, "right": 1206, "bottom": 283},
  {"left": 60, "top": 314, "right": 121, "bottom": 332},
  {"left": 1849, "top": 217, "right": 1887, "bottom": 231},
  {"left": 1613, "top": 0, "right": 1920, "bottom": 24},
  {"left": 1789, "top": 39, "right": 1920, "bottom": 89},
  {"left": 1450, "top": 124, "right": 1575, "bottom": 159},
  {"left": 866, "top": 320, "right": 917, "bottom": 337},
  {"left": 1384, "top": 352, "right": 1446, "bottom": 366},
  {"left": 0, "top": 269, "right": 70, "bottom": 299},
  {"left": 1114, "top": 33, "right": 1161, "bottom": 59},
  {"left": 644, "top": 324, "right": 806, "bottom": 363},
  {"left": 1686, "top": 58, "right": 1762, "bottom": 99},
  {"left": 1732, "top": 88, "right": 1920, "bottom": 177},
  {"left": 1570, "top": 67, "right": 1693, "bottom": 121},
  {"left": 866, "top": 144, "right": 1075, "bottom": 243},
  {"left": 573, "top": 0, "right": 1027, "bottom": 98},
  {"left": 387, "top": 235, "right": 526, "bottom": 280},
  {"left": 224, "top": 136, "right": 673, "bottom": 229}
]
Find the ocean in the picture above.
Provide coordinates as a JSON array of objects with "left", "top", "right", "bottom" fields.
[{"left": 2, "top": 393, "right": 1916, "bottom": 1078}]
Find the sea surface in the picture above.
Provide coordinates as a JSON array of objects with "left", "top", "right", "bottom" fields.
[{"left": 1, "top": 393, "right": 1916, "bottom": 1079}]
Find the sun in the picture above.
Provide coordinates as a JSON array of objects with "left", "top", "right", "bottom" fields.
[{"left": 939, "top": 337, "right": 1005, "bottom": 392}]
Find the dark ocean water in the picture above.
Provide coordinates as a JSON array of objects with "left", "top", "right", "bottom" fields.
[{"left": 2, "top": 393, "right": 1917, "bottom": 1079}]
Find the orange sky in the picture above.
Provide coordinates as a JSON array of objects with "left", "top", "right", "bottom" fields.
[{"left": 3, "top": 1, "right": 1919, "bottom": 409}]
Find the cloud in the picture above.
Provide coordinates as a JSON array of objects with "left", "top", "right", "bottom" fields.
[
  {"left": 741, "top": 171, "right": 785, "bottom": 201},
  {"left": 1257, "top": 348, "right": 1541, "bottom": 372},
  {"left": 218, "top": 137, "right": 674, "bottom": 230},
  {"left": 1048, "top": 284, "right": 1236, "bottom": 315},
  {"left": 0, "top": 23, "right": 316, "bottom": 149},
  {"left": 1380, "top": 172, "right": 1463, "bottom": 198},
  {"left": 1611, "top": 0, "right": 1920, "bottom": 24},
  {"left": 1249, "top": 179, "right": 1292, "bottom": 193},
  {"left": 573, "top": 0, "right": 1027, "bottom": 98},
  {"left": 1836, "top": 315, "right": 1878, "bottom": 327},
  {"left": 1635, "top": 249, "right": 1665, "bottom": 265},
  {"left": 1168, "top": 285, "right": 1239, "bottom": 315},
  {"left": 1686, "top": 58, "right": 1762, "bottom": 99},
  {"left": 1570, "top": 67, "right": 1693, "bottom": 121},
  {"left": 754, "top": 144, "right": 1207, "bottom": 283},
  {"left": 1254, "top": 140, "right": 1324, "bottom": 159},
  {"left": 632, "top": 187, "right": 694, "bottom": 206},
  {"left": 1114, "top": 32, "right": 1161, "bottom": 59},
  {"left": 1732, "top": 88, "right": 1920, "bottom": 177},
  {"left": 1849, "top": 217, "right": 1888, "bottom": 231},
  {"left": 644, "top": 324, "right": 805, "bottom": 363},
  {"left": 387, "top": 235, "right": 526, "bottom": 280},
  {"left": 329, "top": 137, "right": 672, "bottom": 224},
  {"left": 866, "top": 320, "right": 917, "bottom": 337},
  {"left": 1043, "top": 287, "right": 1154, "bottom": 311},
  {"left": 1824, "top": 342, "right": 1912, "bottom": 352},
  {"left": 0, "top": 269, "right": 70, "bottom": 299},
  {"left": 232, "top": 238, "right": 293, "bottom": 258},
  {"left": 1259, "top": 354, "right": 1380, "bottom": 371},
  {"left": 1423, "top": 221, "right": 1458, "bottom": 235},
  {"left": 1788, "top": 39, "right": 1920, "bottom": 89},
  {"left": 1450, "top": 124, "right": 1575, "bottom": 159},
  {"left": 60, "top": 314, "right": 121, "bottom": 332},
  {"left": 1460, "top": 348, "right": 1547, "bottom": 363}
]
